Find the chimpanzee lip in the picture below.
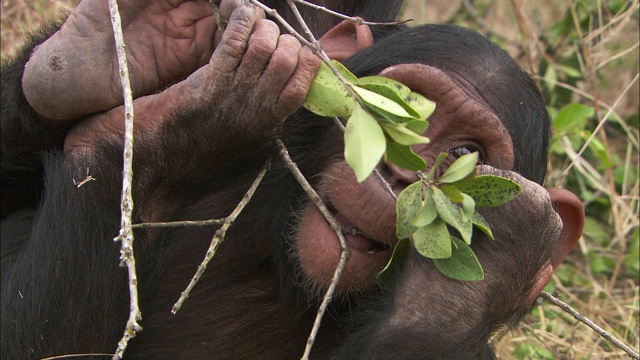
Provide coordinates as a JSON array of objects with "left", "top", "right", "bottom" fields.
[{"left": 326, "top": 199, "right": 393, "bottom": 254}]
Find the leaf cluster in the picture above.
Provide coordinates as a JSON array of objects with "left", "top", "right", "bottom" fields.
[
  {"left": 303, "top": 60, "right": 435, "bottom": 182},
  {"left": 379, "top": 152, "right": 522, "bottom": 283}
]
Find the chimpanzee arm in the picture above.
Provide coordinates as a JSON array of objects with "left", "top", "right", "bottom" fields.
[{"left": 0, "top": 151, "right": 131, "bottom": 357}]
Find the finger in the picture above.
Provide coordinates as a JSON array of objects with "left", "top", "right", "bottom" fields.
[
  {"left": 235, "top": 19, "right": 281, "bottom": 83},
  {"left": 218, "top": 0, "right": 245, "bottom": 21},
  {"left": 276, "top": 45, "right": 322, "bottom": 116},
  {"left": 252, "top": 34, "right": 302, "bottom": 112},
  {"left": 209, "top": 4, "right": 265, "bottom": 75}
]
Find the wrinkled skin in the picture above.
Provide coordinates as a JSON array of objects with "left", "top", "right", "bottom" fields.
[
  {"left": 22, "top": 0, "right": 219, "bottom": 120},
  {"left": 1, "top": 1, "right": 583, "bottom": 359}
]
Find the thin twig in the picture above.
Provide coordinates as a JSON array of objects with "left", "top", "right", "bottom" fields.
[
  {"left": 209, "top": 0, "right": 229, "bottom": 31},
  {"left": 281, "top": 3, "right": 355, "bottom": 357},
  {"left": 39, "top": 354, "right": 113, "bottom": 360},
  {"left": 132, "top": 219, "right": 225, "bottom": 229},
  {"left": 292, "top": 0, "right": 408, "bottom": 26},
  {"left": 275, "top": 139, "right": 349, "bottom": 360},
  {"left": 171, "top": 158, "right": 272, "bottom": 314},
  {"left": 107, "top": 0, "right": 142, "bottom": 358},
  {"left": 72, "top": 167, "right": 96, "bottom": 188},
  {"left": 278, "top": 3, "right": 400, "bottom": 356},
  {"left": 250, "top": 0, "right": 315, "bottom": 48},
  {"left": 562, "top": 73, "right": 639, "bottom": 177},
  {"left": 539, "top": 291, "right": 640, "bottom": 359}
]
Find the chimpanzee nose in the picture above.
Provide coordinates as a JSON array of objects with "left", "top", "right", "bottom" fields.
[{"left": 385, "top": 161, "right": 419, "bottom": 186}]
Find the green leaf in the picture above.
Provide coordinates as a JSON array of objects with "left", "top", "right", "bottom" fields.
[
  {"left": 411, "top": 190, "right": 437, "bottom": 227},
  {"left": 357, "top": 76, "right": 418, "bottom": 118},
  {"left": 432, "top": 237, "right": 484, "bottom": 281},
  {"left": 405, "top": 119, "right": 429, "bottom": 134},
  {"left": 461, "top": 193, "right": 475, "bottom": 218},
  {"left": 377, "top": 238, "right": 410, "bottom": 289},
  {"left": 396, "top": 181, "right": 423, "bottom": 239},
  {"left": 555, "top": 64, "right": 583, "bottom": 78},
  {"left": 440, "top": 185, "right": 464, "bottom": 203},
  {"left": 438, "top": 152, "right": 479, "bottom": 184},
  {"left": 450, "top": 169, "right": 477, "bottom": 189},
  {"left": 471, "top": 211, "right": 494, "bottom": 240},
  {"left": 344, "top": 105, "right": 386, "bottom": 182},
  {"left": 460, "top": 175, "right": 522, "bottom": 207},
  {"left": 432, "top": 187, "right": 473, "bottom": 244},
  {"left": 554, "top": 103, "right": 595, "bottom": 133},
  {"left": 404, "top": 91, "right": 436, "bottom": 121},
  {"left": 357, "top": 105, "right": 405, "bottom": 124},
  {"left": 380, "top": 122, "right": 430, "bottom": 146},
  {"left": 359, "top": 76, "right": 411, "bottom": 97},
  {"left": 353, "top": 85, "right": 413, "bottom": 119},
  {"left": 425, "top": 152, "right": 448, "bottom": 181},
  {"left": 413, "top": 219, "right": 452, "bottom": 259},
  {"left": 303, "top": 62, "right": 355, "bottom": 117},
  {"left": 330, "top": 60, "right": 359, "bottom": 83},
  {"left": 543, "top": 65, "right": 557, "bottom": 92},
  {"left": 588, "top": 137, "right": 612, "bottom": 167},
  {"left": 385, "top": 142, "right": 427, "bottom": 171}
]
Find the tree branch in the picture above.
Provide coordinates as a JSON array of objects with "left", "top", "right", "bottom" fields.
[
  {"left": 171, "top": 158, "right": 272, "bottom": 314},
  {"left": 275, "top": 139, "right": 349, "bottom": 360},
  {"left": 293, "top": 0, "right": 408, "bottom": 26},
  {"left": 132, "top": 219, "right": 225, "bottom": 229},
  {"left": 540, "top": 291, "right": 640, "bottom": 359},
  {"left": 107, "top": 0, "right": 141, "bottom": 358}
]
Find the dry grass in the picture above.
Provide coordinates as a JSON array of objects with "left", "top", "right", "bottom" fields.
[
  {"left": 1, "top": 1, "right": 638, "bottom": 359},
  {"left": 0, "top": 0, "right": 74, "bottom": 60}
]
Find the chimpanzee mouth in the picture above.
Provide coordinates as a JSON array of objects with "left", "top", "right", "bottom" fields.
[{"left": 326, "top": 201, "right": 393, "bottom": 254}]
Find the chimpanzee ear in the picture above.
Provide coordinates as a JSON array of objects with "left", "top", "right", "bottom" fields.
[
  {"left": 547, "top": 188, "right": 584, "bottom": 268},
  {"left": 319, "top": 19, "right": 374, "bottom": 61},
  {"left": 527, "top": 188, "right": 584, "bottom": 304}
]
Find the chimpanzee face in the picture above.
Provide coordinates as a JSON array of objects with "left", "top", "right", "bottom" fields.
[{"left": 294, "top": 62, "right": 515, "bottom": 293}]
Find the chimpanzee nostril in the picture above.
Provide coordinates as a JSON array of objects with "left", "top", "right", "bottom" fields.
[{"left": 385, "top": 160, "right": 419, "bottom": 185}]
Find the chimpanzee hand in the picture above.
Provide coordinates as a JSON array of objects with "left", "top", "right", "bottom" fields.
[
  {"left": 22, "top": 0, "right": 219, "bottom": 121},
  {"left": 65, "top": 4, "right": 320, "bottom": 180}
]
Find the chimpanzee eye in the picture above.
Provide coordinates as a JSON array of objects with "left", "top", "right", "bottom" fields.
[
  {"left": 449, "top": 146, "right": 486, "bottom": 164},
  {"left": 450, "top": 146, "right": 472, "bottom": 158}
]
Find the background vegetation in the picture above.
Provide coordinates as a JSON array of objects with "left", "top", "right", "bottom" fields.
[{"left": 2, "top": 0, "right": 638, "bottom": 359}]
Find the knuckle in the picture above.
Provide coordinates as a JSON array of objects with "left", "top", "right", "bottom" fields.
[
  {"left": 268, "top": 37, "right": 302, "bottom": 72},
  {"left": 278, "top": 81, "right": 306, "bottom": 110},
  {"left": 270, "top": 50, "right": 298, "bottom": 73},
  {"left": 219, "top": 34, "right": 248, "bottom": 60},
  {"left": 279, "top": 34, "right": 301, "bottom": 48},
  {"left": 247, "top": 38, "right": 276, "bottom": 60},
  {"left": 255, "top": 18, "right": 280, "bottom": 35}
]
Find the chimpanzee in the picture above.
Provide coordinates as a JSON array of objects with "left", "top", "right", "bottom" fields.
[{"left": 1, "top": 1, "right": 584, "bottom": 359}]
